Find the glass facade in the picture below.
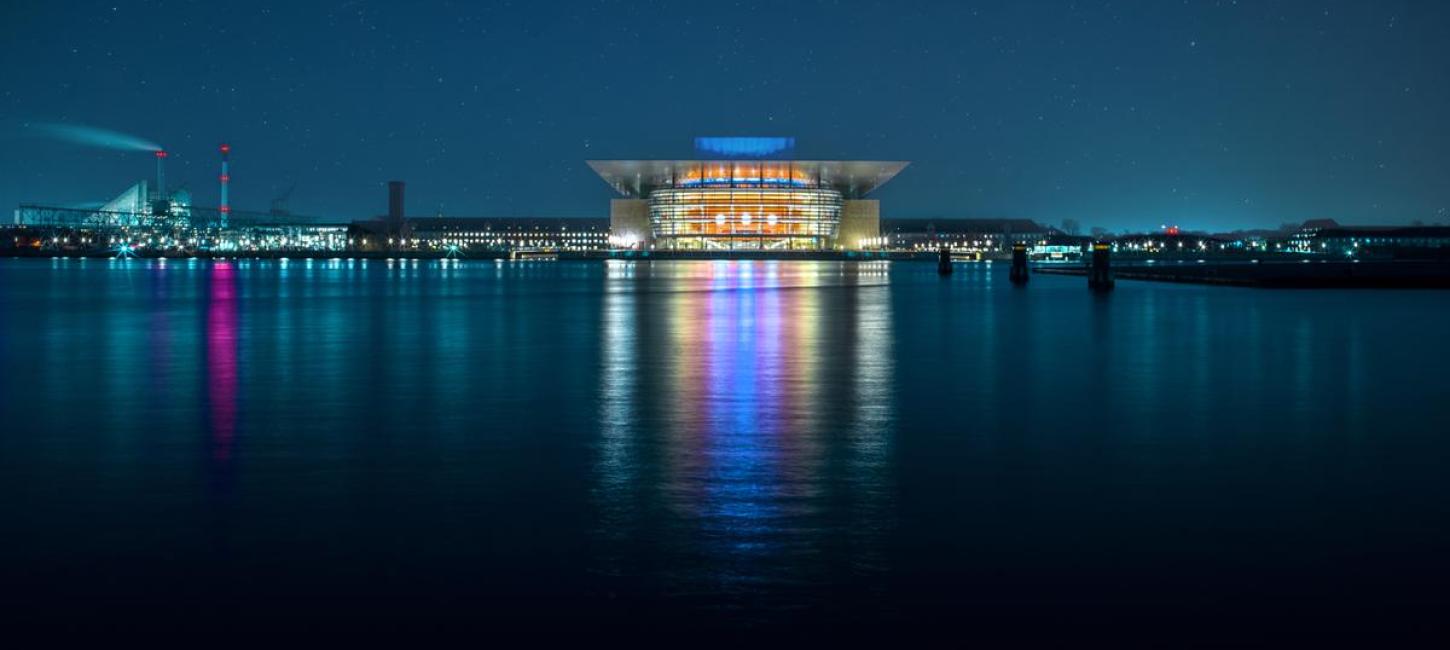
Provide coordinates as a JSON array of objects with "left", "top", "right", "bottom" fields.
[
  {"left": 591, "top": 157, "right": 907, "bottom": 251},
  {"left": 648, "top": 161, "right": 841, "bottom": 250},
  {"left": 650, "top": 187, "right": 842, "bottom": 250}
]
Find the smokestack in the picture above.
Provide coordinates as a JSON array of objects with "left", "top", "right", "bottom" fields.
[
  {"left": 153, "top": 150, "right": 169, "bottom": 217},
  {"left": 154, "top": 150, "right": 167, "bottom": 201},
  {"left": 388, "top": 180, "right": 405, "bottom": 231},
  {"left": 388, "top": 181, "right": 406, "bottom": 248},
  {"left": 219, "top": 144, "right": 231, "bottom": 227}
]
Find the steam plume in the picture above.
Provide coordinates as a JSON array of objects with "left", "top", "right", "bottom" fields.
[{"left": 28, "top": 122, "right": 160, "bottom": 152}]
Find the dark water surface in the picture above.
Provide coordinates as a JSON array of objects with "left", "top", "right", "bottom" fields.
[{"left": 2, "top": 258, "right": 1448, "bottom": 640}]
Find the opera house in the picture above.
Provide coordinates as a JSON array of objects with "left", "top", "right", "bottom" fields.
[{"left": 589, "top": 138, "right": 906, "bottom": 251}]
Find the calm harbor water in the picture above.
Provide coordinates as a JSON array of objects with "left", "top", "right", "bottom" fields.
[{"left": 2, "top": 257, "right": 1448, "bottom": 638}]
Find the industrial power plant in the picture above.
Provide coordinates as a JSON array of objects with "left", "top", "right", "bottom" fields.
[
  {"left": 6, "top": 138, "right": 620, "bottom": 258},
  {"left": 10, "top": 141, "right": 357, "bottom": 255}
]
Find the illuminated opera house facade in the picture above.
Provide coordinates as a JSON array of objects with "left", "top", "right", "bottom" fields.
[{"left": 590, "top": 138, "right": 907, "bottom": 251}]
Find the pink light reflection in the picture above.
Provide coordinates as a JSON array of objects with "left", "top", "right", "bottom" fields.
[{"left": 206, "top": 262, "right": 238, "bottom": 461}]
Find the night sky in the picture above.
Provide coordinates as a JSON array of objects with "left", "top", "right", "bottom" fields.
[{"left": 1, "top": 0, "right": 1446, "bottom": 232}]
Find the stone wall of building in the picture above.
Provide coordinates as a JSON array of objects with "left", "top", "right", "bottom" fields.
[
  {"left": 837, "top": 200, "right": 881, "bottom": 250},
  {"left": 609, "top": 199, "right": 651, "bottom": 248}
]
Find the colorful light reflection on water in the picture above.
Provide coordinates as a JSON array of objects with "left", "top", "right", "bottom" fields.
[
  {"left": 597, "top": 260, "right": 895, "bottom": 601},
  {"left": 206, "top": 263, "right": 238, "bottom": 462}
]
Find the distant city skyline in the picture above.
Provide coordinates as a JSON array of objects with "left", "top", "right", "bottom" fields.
[{"left": 2, "top": 1, "right": 1447, "bottom": 232}]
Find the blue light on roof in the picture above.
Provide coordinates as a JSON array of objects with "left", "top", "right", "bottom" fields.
[{"left": 694, "top": 137, "right": 796, "bottom": 158}]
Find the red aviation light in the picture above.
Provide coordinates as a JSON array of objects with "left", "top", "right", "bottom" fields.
[
  {"left": 219, "top": 174, "right": 230, "bottom": 183},
  {"left": 219, "top": 143, "right": 231, "bottom": 154},
  {"left": 219, "top": 206, "right": 231, "bottom": 213},
  {"left": 155, "top": 150, "right": 168, "bottom": 158}
]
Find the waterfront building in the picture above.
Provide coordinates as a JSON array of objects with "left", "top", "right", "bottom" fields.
[
  {"left": 882, "top": 218, "right": 1060, "bottom": 254},
  {"left": 589, "top": 138, "right": 907, "bottom": 251},
  {"left": 348, "top": 180, "right": 607, "bottom": 253},
  {"left": 1284, "top": 219, "right": 1343, "bottom": 252},
  {"left": 1113, "top": 231, "right": 1225, "bottom": 255},
  {"left": 1206, "top": 229, "right": 1279, "bottom": 253},
  {"left": 4, "top": 219, "right": 348, "bottom": 255},
  {"left": 219, "top": 224, "right": 349, "bottom": 252},
  {"left": 407, "top": 217, "right": 609, "bottom": 251},
  {"left": 1305, "top": 225, "right": 1450, "bottom": 257}
]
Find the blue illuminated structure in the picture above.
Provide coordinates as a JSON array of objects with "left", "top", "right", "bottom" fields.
[{"left": 694, "top": 137, "right": 796, "bottom": 159}]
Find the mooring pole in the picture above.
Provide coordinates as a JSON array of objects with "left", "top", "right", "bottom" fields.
[
  {"left": 938, "top": 246, "right": 953, "bottom": 276},
  {"left": 1088, "top": 241, "right": 1115, "bottom": 291},
  {"left": 1010, "top": 242, "right": 1029, "bottom": 285}
]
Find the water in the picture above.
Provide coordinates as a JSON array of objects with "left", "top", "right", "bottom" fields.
[{"left": 2, "top": 257, "right": 1448, "bottom": 639}]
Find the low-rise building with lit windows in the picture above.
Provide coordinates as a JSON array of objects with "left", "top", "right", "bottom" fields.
[
  {"left": 1302, "top": 225, "right": 1450, "bottom": 257},
  {"left": 406, "top": 217, "right": 609, "bottom": 251},
  {"left": 882, "top": 218, "right": 1060, "bottom": 253}
]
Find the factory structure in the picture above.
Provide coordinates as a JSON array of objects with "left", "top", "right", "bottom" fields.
[
  {"left": 11, "top": 143, "right": 348, "bottom": 253},
  {"left": 6, "top": 140, "right": 618, "bottom": 256},
  {"left": 17, "top": 148, "right": 199, "bottom": 229}
]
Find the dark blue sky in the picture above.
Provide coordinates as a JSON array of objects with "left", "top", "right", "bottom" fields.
[{"left": 2, "top": 0, "right": 1446, "bottom": 231}]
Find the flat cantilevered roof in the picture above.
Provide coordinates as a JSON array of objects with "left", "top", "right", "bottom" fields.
[{"left": 587, "top": 160, "right": 909, "bottom": 199}]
